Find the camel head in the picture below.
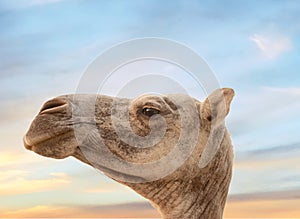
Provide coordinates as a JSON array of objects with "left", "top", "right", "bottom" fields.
[{"left": 24, "top": 88, "right": 235, "bottom": 219}]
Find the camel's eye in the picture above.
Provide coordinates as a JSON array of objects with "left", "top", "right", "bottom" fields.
[{"left": 142, "top": 107, "right": 160, "bottom": 117}]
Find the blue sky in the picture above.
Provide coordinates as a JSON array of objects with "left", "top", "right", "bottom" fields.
[{"left": 0, "top": 0, "right": 300, "bottom": 217}]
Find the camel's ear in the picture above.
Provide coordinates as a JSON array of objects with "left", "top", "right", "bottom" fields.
[{"left": 201, "top": 88, "right": 235, "bottom": 124}]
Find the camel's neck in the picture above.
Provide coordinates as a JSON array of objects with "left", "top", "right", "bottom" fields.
[
  {"left": 149, "top": 171, "right": 231, "bottom": 219},
  {"left": 129, "top": 158, "right": 232, "bottom": 219},
  {"left": 127, "top": 134, "right": 233, "bottom": 219},
  {"left": 157, "top": 179, "right": 230, "bottom": 219}
]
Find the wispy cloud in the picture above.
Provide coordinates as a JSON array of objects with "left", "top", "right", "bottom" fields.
[
  {"left": 0, "top": 171, "right": 70, "bottom": 195},
  {"left": 225, "top": 198, "right": 300, "bottom": 218},
  {"left": 228, "top": 189, "right": 300, "bottom": 202},
  {"left": 0, "top": 153, "right": 24, "bottom": 167},
  {"left": 250, "top": 34, "right": 292, "bottom": 60},
  {"left": 229, "top": 86, "right": 300, "bottom": 140},
  {"left": 0, "top": 0, "right": 66, "bottom": 10},
  {"left": 0, "top": 151, "right": 55, "bottom": 168},
  {"left": 231, "top": 142, "right": 300, "bottom": 194},
  {"left": 84, "top": 183, "right": 130, "bottom": 194},
  {"left": 237, "top": 162, "right": 299, "bottom": 190},
  {"left": 1, "top": 195, "right": 300, "bottom": 218},
  {"left": 29, "top": 0, "right": 65, "bottom": 6},
  {"left": 0, "top": 202, "right": 159, "bottom": 218},
  {"left": 236, "top": 142, "right": 300, "bottom": 160},
  {"left": 235, "top": 153, "right": 300, "bottom": 172},
  {"left": 0, "top": 205, "right": 69, "bottom": 218},
  {"left": 0, "top": 170, "right": 28, "bottom": 180}
]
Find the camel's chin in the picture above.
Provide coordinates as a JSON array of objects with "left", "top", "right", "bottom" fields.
[
  {"left": 32, "top": 145, "right": 71, "bottom": 159},
  {"left": 23, "top": 133, "right": 78, "bottom": 159}
]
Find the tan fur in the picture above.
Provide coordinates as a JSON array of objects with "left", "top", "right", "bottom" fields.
[{"left": 24, "top": 88, "right": 235, "bottom": 219}]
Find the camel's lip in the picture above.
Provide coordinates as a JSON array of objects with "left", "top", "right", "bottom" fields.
[
  {"left": 23, "top": 132, "right": 68, "bottom": 151},
  {"left": 24, "top": 132, "right": 77, "bottom": 160},
  {"left": 23, "top": 133, "right": 52, "bottom": 150},
  {"left": 23, "top": 137, "right": 33, "bottom": 150}
]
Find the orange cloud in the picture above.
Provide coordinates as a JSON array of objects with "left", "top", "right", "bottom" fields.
[
  {"left": 235, "top": 155, "right": 300, "bottom": 170},
  {"left": 0, "top": 202, "right": 160, "bottom": 218},
  {"left": 1, "top": 197, "right": 300, "bottom": 218},
  {"left": 0, "top": 153, "right": 23, "bottom": 167},
  {"left": 0, "top": 171, "right": 70, "bottom": 195},
  {"left": 225, "top": 199, "right": 300, "bottom": 218},
  {"left": 225, "top": 190, "right": 300, "bottom": 218},
  {"left": 0, "top": 151, "right": 51, "bottom": 168},
  {"left": 84, "top": 183, "right": 131, "bottom": 194}
]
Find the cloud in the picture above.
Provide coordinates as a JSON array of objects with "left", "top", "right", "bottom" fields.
[
  {"left": 265, "top": 86, "right": 300, "bottom": 95},
  {"left": 228, "top": 189, "right": 300, "bottom": 202},
  {"left": 0, "top": 171, "right": 70, "bottom": 195},
  {"left": 0, "top": 150, "right": 55, "bottom": 168},
  {"left": 84, "top": 183, "right": 130, "bottom": 193},
  {"left": 0, "top": 202, "right": 159, "bottom": 218},
  {"left": 0, "top": 205, "right": 69, "bottom": 218},
  {"left": 231, "top": 143, "right": 300, "bottom": 195},
  {"left": 230, "top": 146, "right": 300, "bottom": 195},
  {"left": 226, "top": 190, "right": 300, "bottom": 218},
  {"left": 0, "top": 0, "right": 66, "bottom": 10},
  {"left": 229, "top": 86, "right": 300, "bottom": 138},
  {"left": 0, "top": 153, "right": 24, "bottom": 167},
  {"left": 250, "top": 34, "right": 292, "bottom": 60},
  {"left": 29, "top": 0, "right": 65, "bottom": 6},
  {"left": 225, "top": 198, "right": 300, "bottom": 218},
  {"left": 235, "top": 153, "right": 300, "bottom": 172},
  {"left": 1, "top": 194, "right": 300, "bottom": 218},
  {"left": 0, "top": 170, "right": 28, "bottom": 180},
  {"left": 236, "top": 142, "right": 300, "bottom": 161}
]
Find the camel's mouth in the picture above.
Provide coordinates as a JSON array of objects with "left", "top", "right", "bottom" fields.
[
  {"left": 23, "top": 133, "right": 52, "bottom": 150},
  {"left": 23, "top": 131, "right": 78, "bottom": 159}
]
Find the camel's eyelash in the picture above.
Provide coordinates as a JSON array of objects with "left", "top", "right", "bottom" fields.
[{"left": 142, "top": 102, "right": 161, "bottom": 109}]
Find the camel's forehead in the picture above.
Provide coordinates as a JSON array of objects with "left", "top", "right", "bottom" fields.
[{"left": 131, "top": 93, "right": 200, "bottom": 106}]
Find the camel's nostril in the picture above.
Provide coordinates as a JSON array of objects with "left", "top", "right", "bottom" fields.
[{"left": 40, "top": 98, "right": 67, "bottom": 114}]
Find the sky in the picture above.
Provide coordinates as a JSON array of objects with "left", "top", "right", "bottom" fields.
[{"left": 0, "top": 0, "right": 300, "bottom": 218}]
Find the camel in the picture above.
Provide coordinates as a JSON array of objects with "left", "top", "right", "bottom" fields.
[{"left": 24, "top": 88, "right": 235, "bottom": 219}]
